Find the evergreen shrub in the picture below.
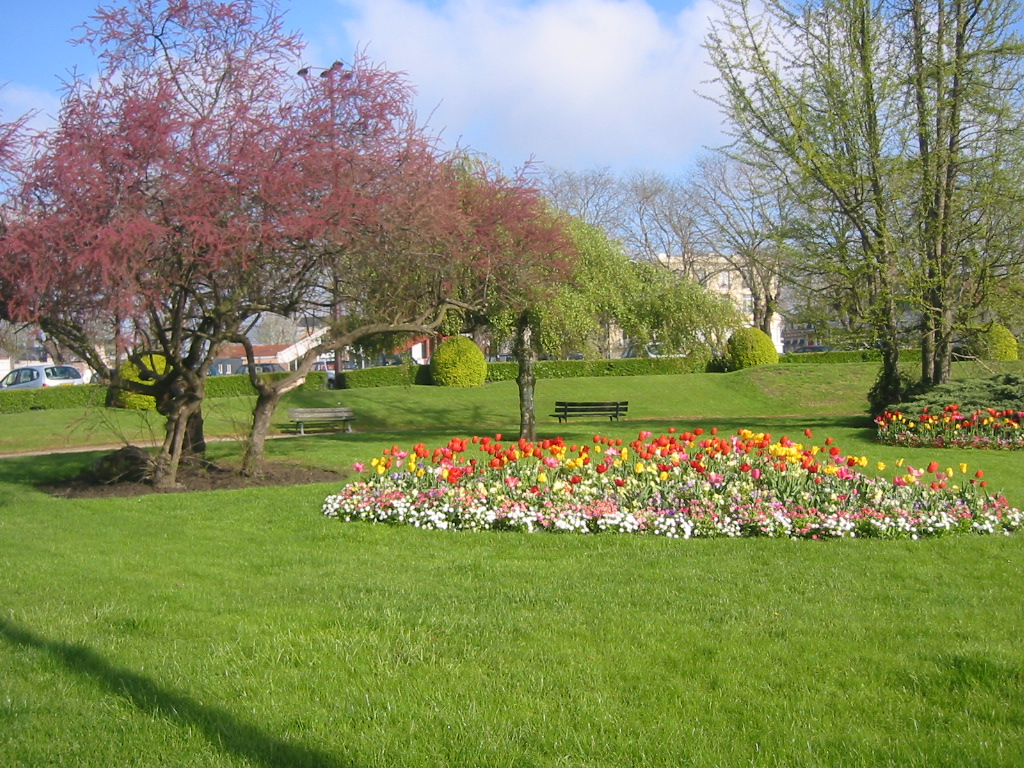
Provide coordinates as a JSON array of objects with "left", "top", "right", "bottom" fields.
[
  {"left": 726, "top": 328, "right": 779, "bottom": 370},
  {"left": 889, "top": 373, "right": 1024, "bottom": 415},
  {"left": 430, "top": 337, "right": 487, "bottom": 387}
]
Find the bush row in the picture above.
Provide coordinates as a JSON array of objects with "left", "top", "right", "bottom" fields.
[
  {"left": 338, "top": 364, "right": 431, "bottom": 389},
  {"left": 336, "top": 356, "right": 712, "bottom": 388},
  {"left": 779, "top": 348, "right": 923, "bottom": 365},
  {"left": 0, "top": 383, "right": 108, "bottom": 414},
  {"left": 205, "top": 370, "right": 328, "bottom": 398},
  {"left": 0, "top": 371, "right": 330, "bottom": 414}
]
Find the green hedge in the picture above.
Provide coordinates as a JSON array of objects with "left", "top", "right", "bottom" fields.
[
  {"left": 338, "top": 364, "right": 432, "bottom": 389},
  {"left": 0, "top": 371, "right": 329, "bottom": 414},
  {"left": 0, "top": 383, "right": 107, "bottom": 414},
  {"left": 779, "top": 349, "right": 923, "bottom": 365},
  {"left": 204, "top": 370, "right": 328, "bottom": 398},
  {"left": 487, "top": 357, "right": 709, "bottom": 382}
]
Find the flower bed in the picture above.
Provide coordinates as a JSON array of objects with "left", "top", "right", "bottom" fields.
[
  {"left": 322, "top": 429, "right": 1022, "bottom": 540},
  {"left": 876, "top": 405, "right": 1024, "bottom": 449}
]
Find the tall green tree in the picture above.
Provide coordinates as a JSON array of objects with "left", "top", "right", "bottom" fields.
[
  {"left": 902, "top": 0, "right": 1024, "bottom": 384},
  {"left": 708, "top": 0, "right": 909, "bottom": 401},
  {"left": 707, "top": 0, "right": 1024, "bottom": 399}
]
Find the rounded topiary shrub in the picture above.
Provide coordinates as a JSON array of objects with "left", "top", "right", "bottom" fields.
[
  {"left": 111, "top": 353, "right": 167, "bottom": 410},
  {"left": 726, "top": 327, "right": 779, "bottom": 371},
  {"left": 430, "top": 336, "right": 487, "bottom": 387},
  {"left": 972, "top": 323, "right": 1019, "bottom": 361}
]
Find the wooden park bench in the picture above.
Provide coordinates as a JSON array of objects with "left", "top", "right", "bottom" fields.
[
  {"left": 287, "top": 407, "right": 355, "bottom": 435},
  {"left": 551, "top": 401, "right": 628, "bottom": 423}
]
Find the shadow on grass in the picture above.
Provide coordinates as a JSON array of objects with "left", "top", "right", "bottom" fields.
[
  {"left": 0, "top": 452, "right": 96, "bottom": 486},
  {"left": 0, "top": 620, "right": 356, "bottom": 768}
]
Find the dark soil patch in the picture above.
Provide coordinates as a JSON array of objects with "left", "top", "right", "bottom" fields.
[{"left": 42, "top": 460, "right": 347, "bottom": 499}]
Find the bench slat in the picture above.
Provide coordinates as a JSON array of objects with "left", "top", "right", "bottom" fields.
[
  {"left": 287, "top": 407, "right": 355, "bottom": 435},
  {"left": 550, "top": 401, "right": 628, "bottom": 422}
]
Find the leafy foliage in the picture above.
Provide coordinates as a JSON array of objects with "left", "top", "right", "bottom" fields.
[
  {"left": 726, "top": 328, "right": 779, "bottom": 370},
  {"left": 430, "top": 337, "right": 487, "bottom": 387},
  {"left": 110, "top": 354, "right": 167, "bottom": 410},
  {"left": 970, "top": 324, "right": 1019, "bottom": 361}
]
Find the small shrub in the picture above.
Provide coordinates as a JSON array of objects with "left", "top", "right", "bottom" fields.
[
  {"left": 430, "top": 337, "right": 487, "bottom": 388},
  {"left": 726, "top": 328, "right": 778, "bottom": 371},
  {"left": 867, "top": 367, "right": 919, "bottom": 418},
  {"left": 111, "top": 354, "right": 167, "bottom": 410}
]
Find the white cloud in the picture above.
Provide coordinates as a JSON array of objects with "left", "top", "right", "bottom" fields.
[
  {"left": 0, "top": 84, "right": 61, "bottom": 133},
  {"left": 318, "top": 0, "right": 726, "bottom": 174}
]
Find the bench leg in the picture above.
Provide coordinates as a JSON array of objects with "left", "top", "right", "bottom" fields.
[{"left": 298, "top": 422, "right": 305, "bottom": 436}]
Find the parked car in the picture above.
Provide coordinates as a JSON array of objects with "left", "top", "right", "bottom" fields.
[
  {"left": 0, "top": 364, "right": 86, "bottom": 389},
  {"left": 792, "top": 345, "right": 833, "bottom": 354},
  {"left": 311, "top": 360, "right": 338, "bottom": 386},
  {"left": 237, "top": 363, "right": 285, "bottom": 375}
]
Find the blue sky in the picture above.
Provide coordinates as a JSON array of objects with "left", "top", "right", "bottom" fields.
[{"left": 0, "top": 0, "right": 726, "bottom": 176}]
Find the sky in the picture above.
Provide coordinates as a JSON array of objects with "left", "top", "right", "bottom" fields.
[{"left": 0, "top": 0, "right": 728, "bottom": 177}]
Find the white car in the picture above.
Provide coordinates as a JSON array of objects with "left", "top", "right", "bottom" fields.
[{"left": 0, "top": 364, "right": 86, "bottom": 389}]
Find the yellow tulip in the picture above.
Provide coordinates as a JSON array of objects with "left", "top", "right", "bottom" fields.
[
  {"left": 537, "top": 472, "right": 548, "bottom": 484},
  {"left": 876, "top": 462, "right": 887, "bottom": 471}
]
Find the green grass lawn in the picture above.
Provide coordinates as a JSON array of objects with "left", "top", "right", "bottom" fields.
[{"left": 2, "top": 362, "right": 1023, "bottom": 767}]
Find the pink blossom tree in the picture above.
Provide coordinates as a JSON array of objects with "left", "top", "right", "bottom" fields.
[{"left": 0, "top": 1, "right": 469, "bottom": 486}]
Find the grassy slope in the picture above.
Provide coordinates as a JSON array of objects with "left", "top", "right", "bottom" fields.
[
  {"left": 2, "top": 361, "right": 1023, "bottom": 767},
  {"left": 0, "top": 362, "right": 882, "bottom": 455}
]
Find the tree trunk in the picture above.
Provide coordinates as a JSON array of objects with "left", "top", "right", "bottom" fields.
[
  {"left": 150, "top": 374, "right": 206, "bottom": 488},
  {"left": 242, "top": 387, "right": 280, "bottom": 477},
  {"left": 152, "top": 399, "right": 202, "bottom": 489},
  {"left": 513, "top": 315, "right": 537, "bottom": 442},
  {"left": 184, "top": 409, "right": 206, "bottom": 456},
  {"left": 241, "top": 369, "right": 311, "bottom": 477}
]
